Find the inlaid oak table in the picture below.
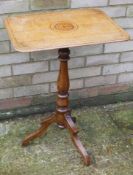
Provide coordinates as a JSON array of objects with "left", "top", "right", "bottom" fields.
[{"left": 5, "top": 8, "right": 129, "bottom": 166}]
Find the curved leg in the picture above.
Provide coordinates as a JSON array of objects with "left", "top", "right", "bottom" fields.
[
  {"left": 65, "top": 115, "right": 91, "bottom": 166},
  {"left": 65, "top": 115, "right": 78, "bottom": 134},
  {"left": 22, "top": 113, "right": 56, "bottom": 146},
  {"left": 71, "top": 134, "right": 91, "bottom": 166}
]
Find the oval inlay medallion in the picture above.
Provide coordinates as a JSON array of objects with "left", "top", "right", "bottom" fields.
[{"left": 51, "top": 21, "right": 78, "bottom": 32}]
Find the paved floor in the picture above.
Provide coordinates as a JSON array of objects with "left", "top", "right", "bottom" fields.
[{"left": 0, "top": 102, "right": 133, "bottom": 175}]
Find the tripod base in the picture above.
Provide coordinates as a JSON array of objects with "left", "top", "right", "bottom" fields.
[{"left": 22, "top": 112, "right": 91, "bottom": 166}]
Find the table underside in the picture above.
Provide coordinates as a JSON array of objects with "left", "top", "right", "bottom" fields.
[{"left": 5, "top": 8, "right": 129, "bottom": 52}]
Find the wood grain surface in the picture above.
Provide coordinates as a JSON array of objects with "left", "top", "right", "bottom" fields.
[{"left": 5, "top": 8, "right": 130, "bottom": 52}]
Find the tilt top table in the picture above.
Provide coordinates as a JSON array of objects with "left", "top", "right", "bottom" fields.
[{"left": 5, "top": 8, "right": 129, "bottom": 166}]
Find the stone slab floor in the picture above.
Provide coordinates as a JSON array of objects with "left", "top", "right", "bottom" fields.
[{"left": 0, "top": 102, "right": 133, "bottom": 175}]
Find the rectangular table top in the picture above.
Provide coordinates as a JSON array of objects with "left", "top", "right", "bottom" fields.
[{"left": 5, "top": 8, "right": 130, "bottom": 52}]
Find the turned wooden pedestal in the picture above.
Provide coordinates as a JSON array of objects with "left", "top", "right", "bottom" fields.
[
  {"left": 22, "top": 48, "right": 91, "bottom": 165},
  {"left": 5, "top": 8, "right": 129, "bottom": 166}
]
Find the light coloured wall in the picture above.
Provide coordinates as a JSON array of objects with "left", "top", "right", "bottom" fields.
[{"left": 0, "top": 0, "right": 133, "bottom": 110}]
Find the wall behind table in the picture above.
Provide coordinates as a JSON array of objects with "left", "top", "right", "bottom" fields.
[{"left": 0, "top": 0, "right": 133, "bottom": 114}]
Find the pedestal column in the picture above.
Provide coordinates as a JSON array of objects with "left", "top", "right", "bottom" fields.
[{"left": 56, "top": 48, "right": 70, "bottom": 127}]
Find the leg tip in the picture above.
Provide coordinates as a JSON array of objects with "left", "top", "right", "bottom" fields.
[
  {"left": 22, "top": 140, "right": 29, "bottom": 147},
  {"left": 83, "top": 154, "right": 91, "bottom": 166},
  {"left": 87, "top": 150, "right": 96, "bottom": 165}
]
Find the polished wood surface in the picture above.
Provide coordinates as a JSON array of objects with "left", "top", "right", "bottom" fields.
[
  {"left": 5, "top": 8, "right": 129, "bottom": 52},
  {"left": 6, "top": 8, "right": 130, "bottom": 166},
  {"left": 22, "top": 48, "right": 91, "bottom": 165}
]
